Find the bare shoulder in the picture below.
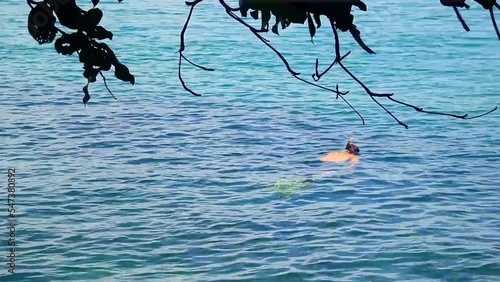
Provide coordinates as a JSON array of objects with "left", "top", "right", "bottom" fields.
[{"left": 320, "top": 151, "right": 350, "bottom": 162}]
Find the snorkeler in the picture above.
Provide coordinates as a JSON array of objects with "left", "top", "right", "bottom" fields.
[
  {"left": 320, "top": 137, "right": 360, "bottom": 166},
  {"left": 345, "top": 137, "right": 360, "bottom": 155}
]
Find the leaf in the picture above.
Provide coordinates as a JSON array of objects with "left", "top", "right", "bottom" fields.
[
  {"left": 83, "top": 64, "right": 99, "bottom": 82},
  {"left": 349, "top": 25, "right": 375, "bottom": 54},
  {"left": 54, "top": 35, "right": 79, "bottom": 55},
  {"left": 54, "top": 1, "right": 84, "bottom": 30},
  {"left": 114, "top": 63, "right": 135, "bottom": 85},
  {"left": 281, "top": 19, "right": 287, "bottom": 30},
  {"left": 66, "top": 32, "right": 89, "bottom": 50},
  {"left": 96, "top": 42, "right": 119, "bottom": 65},
  {"left": 27, "top": 3, "right": 58, "bottom": 44},
  {"left": 250, "top": 10, "right": 259, "bottom": 20},
  {"left": 354, "top": 1, "right": 367, "bottom": 11},
  {"left": 87, "top": 26, "right": 113, "bottom": 40},
  {"left": 78, "top": 48, "right": 93, "bottom": 64},
  {"left": 240, "top": 7, "right": 248, "bottom": 17},
  {"left": 313, "top": 13, "right": 321, "bottom": 28},
  {"left": 83, "top": 83, "right": 90, "bottom": 106},
  {"left": 261, "top": 10, "right": 271, "bottom": 30},
  {"left": 287, "top": 8, "right": 307, "bottom": 24},
  {"left": 307, "top": 13, "right": 316, "bottom": 43},
  {"left": 99, "top": 58, "right": 113, "bottom": 71},
  {"left": 272, "top": 23, "right": 279, "bottom": 35},
  {"left": 92, "top": 0, "right": 99, "bottom": 7},
  {"left": 82, "top": 8, "right": 103, "bottom": 30}
]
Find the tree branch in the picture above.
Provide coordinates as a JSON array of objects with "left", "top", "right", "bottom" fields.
[
  {"left": 453, "top": 6, "right": 471, "bottom": 32},
  {"left": 327, "top": 18, "right": 496, "bottom": 128},
  {"left": 490, "top": 8, "right": 500, "bottom": 40},
  {"left": 178, "top": 0, "right": 210, "bottom": 96}
]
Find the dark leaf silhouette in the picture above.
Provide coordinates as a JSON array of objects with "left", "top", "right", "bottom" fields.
[
  {"left": 83, "top": 64, "right": 99, "bottom": 83},
  {"left": 54, "top": 34, "right": 81, "bottom": 55},
  {"left": 26, "top": 0, "right": 497, "bottom": 127},
  {"left": 53, "top": 0, "right": 84, "bottom": 30},
  {"left": 440, "top": 0, "right": 470, "bottom": 8},
  {"left": 473, "top": 0, "right": 495, "bottom": 10},
  {"left": 349, "top": 25, "right": 375, "bottom": 54},
  {"left": 250, "top": 10, "right": 259, "bottom": 20},
  {"left": 83, "top": 8, "right": 103, "bottom": 31},
  {"left": 114, "top": 63, "right": 135, "bottom": 85},
  {"left": 272, "top": 22, "right": 279, "bottom": 35},
  {"left": 313, "top": 13, "right": 321, "bottom": 28},
  {"left": 307, "top": 13, "right": 316, "bottom": 43},
  {"left": 83, "top": 83, "right": 90, "bottom": 106},
  {"left": 26, "top": 0, "right": 132, "bottom": 104},
  {"left": 261, "top": 10, "right": 271, "bottom": 31},
  {"left": 27, "top": 2, "right": 57, "bottom": 44},
  {"left": 87, "top": 26, "right": 113, "bottom": 40},
  {"left": 354, "top": 1, "right": 367, "bottom": 11},
  {"left": 214, "top": 0, "right": 497, "bottom": 128}
]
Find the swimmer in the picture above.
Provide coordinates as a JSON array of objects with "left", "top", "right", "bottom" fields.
[
  {"left": 345, "top": 137, "right": 360, "bottom": 155},
  {"left": 320, "top": 137, "right": 360, "bottom": 167}
]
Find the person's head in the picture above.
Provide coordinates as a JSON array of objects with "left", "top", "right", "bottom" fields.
[
  {"left": 347, "top": 146, "right": 359, "bottom": 155},
  {"left": 346, "top": 137, "right": 360, "bottom": 155}
]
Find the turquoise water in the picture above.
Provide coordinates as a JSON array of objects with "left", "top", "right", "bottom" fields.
[{"left": 1, "top": 0, "right": 500, "bottom": 281}]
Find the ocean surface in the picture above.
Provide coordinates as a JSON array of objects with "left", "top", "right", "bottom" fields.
[{"left": 1, "top": 0, "right": 500, "bottom": 281}]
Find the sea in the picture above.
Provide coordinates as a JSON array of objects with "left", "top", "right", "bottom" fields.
[{"left": 0, "top": 0, "right": 499, "bottom": 281}]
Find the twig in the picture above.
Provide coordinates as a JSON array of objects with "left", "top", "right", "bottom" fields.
[
  {"left": 490, "top": 8, "right": 500, "bottom": 40},
  {"left": 327, "top": 19, "right": 496, "bottom": 128},
  {"left": 181, "top": 54, "right": 214, "bottom": 71},
  {"left": 218, "top": 1, "right": 270, "bottom": 42},
  {"left": 388, "top": 97, "right": 497, "bottom": 120},
  {"left": 26, "top": 0, "right": 43, "bottom": 9},
  {"left": 292, "top": 76, "right": 365, "bottom": 124},
  {"left": 178, "top": 0, "right": 207, "bottom": 96},
  {"left": 453, "top": 6, "right": 470, "bottom": 32},
  {"left": 313, "top": 51, "right": 351, "bottom": 81},
  {"left": 219, "top": 0, "right": 295, "bottom": 70},
  {"left": 219, "top": 0, "right": 364, "bottom": 123},
  {"left": 99, "top": 71, "right": 117, "bottom": 100}
]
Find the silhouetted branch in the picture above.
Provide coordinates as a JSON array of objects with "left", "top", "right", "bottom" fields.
[
  {"left": 26, "top": 0, "right": 43, "bottom": 9},
  {"left": 218, "top": 1, "right": 270, "bottom": 42},
  {"left": 327, "top": 17, "right": 496, "bottom": 128},
  {"left": 387, "top": 97, "right": 497, "bottom": 120},
  {"left": 453, "top": 6, "right": 471, "bottom": 31},
  {"left": 490, "top": 8, "right": 500, "bottom": 40},
  {"left": 28, "top": 0, "right": 498, "bottom": 125},
  {"left": 219, "top": 0, "right": 295, "bottom": 74},
  {"left": 313, "top": 51, "right": 351, "bottom": 82},
  {"left": 180, "top": 54, "right": 214, "bottom": 71},
  {"left": 99, "top": 71, "right": 117, "bottom": 100},
  {"left": 178, "top": 0, "right": 209, "bottom": 96},
  {"left": 218, "top": 0, "right": 366, "bottom": 123}
]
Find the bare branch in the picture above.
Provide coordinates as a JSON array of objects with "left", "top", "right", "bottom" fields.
[
  {"left": 453, "top": 6, "right": 471, "bottom": 32},
  {"left": 178, "top": 0, "right": 210, "bottom": 96},
  {"left": 490, "top": 8, "right": 500, "bottom": 40},
  {"left": 99, "top": 71, "right": 117, "bottom": 100}
]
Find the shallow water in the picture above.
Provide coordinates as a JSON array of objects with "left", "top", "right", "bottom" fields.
[{"left": 1, "top": 0, "right": 500, "bottom": 281}]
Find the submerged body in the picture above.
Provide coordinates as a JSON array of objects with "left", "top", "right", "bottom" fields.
[
  {"left": 320, "top": 137, "right": 360, "bottom": 167},
  {"left": 320, "top": 151, "right": 359, "bottom": 166}
]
